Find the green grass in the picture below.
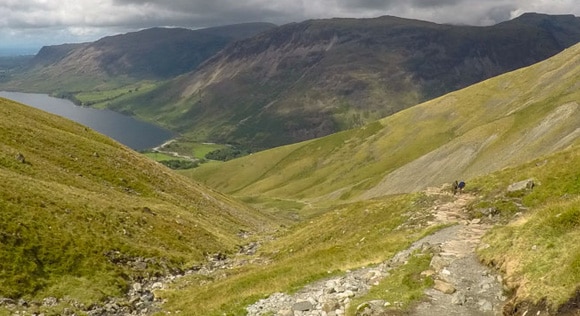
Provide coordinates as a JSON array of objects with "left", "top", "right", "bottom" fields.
[
  {"left": 74, "top": 82, "right": 157, "bottom": 108},
  {"left": 347, "top": 250, "right": 435, "bottom": 314},
  {"left": 142, "top": 152, "right": 181, "bottom": 161},
  {"left": 156, "top": 193, "right": 443, "bottom": 315},
  {"left": 0, "top": 98, "right": 274, "bottom": 313},
  {"left": 469, "top": 145, "right": 580, "bottom": 311},
  {"left": 237, "top": 195, "right": 321, "bottom": 223}
]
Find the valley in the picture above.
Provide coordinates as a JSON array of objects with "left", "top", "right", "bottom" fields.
[
  {"left": 3, "top": 14, "right": 580, "bottom": 152},
  {"left": 0, "top": 13, "right": 579, "bottom": 316}
]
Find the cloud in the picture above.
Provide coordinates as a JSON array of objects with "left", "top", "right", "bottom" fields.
[
  {"left": 0, "top": 0, "right": 579, "bottom": 54},
  {"left": 410, "top": 0, "right": 462, "bottom": 8}
]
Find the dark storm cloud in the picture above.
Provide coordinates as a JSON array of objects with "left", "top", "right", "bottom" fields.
[
  {"left": 107, "top": 0, "right": 305, "bottom": 27},
  {"left": 0, "top": 0, "right": 579, "bottom": 53}
]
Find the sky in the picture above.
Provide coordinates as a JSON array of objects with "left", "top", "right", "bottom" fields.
[{"left": 1, "top": 0, "right": 579, "bottom": 56}]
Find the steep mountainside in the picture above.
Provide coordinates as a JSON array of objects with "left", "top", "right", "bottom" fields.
[
  {"left": 115, "top": 13, "right": 580, "bottom": 150},
  {"left": 186, "top": 42, "right": 580, "bottom": 205},
  {"left": 1, "top": 23, "right": 276, "bottom": 91},
  {"left": 0, "top": 97, "right": 273, "bottom": 306},
  {"left": 31, "top": 43, "right": 85, "bottom": 66}
]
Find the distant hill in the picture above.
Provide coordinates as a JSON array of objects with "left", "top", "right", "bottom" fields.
[
  {"left": 185, "top": 42, "right": 580, "bottom": 204},
  {"left": 2, "top": 22, "right": 276, "bottom": 91},
  {"left": 113, "top": 13, "right": 580, "bottom": 150},
  {"left": 0, "top": 97, "right": 273, "bottom": 303},
  {"left": 31, "top": 43, "right": 85, "bottom": 66}
]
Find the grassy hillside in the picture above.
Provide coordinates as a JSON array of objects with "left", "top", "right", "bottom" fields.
[
  {"left": 469, "top": 145, "right": 580, "bottom": 314},
  {"left": 115, "top": 13, "right": 580, "bottom": 150},
  {"left": 0, "top": 97, "right": 273, "bottom": 310},
  {"left": 128, "top": 145, "right": 580, "bottom": 316},
  {"left": 185, "top": 42, "right": 580, "bottom": 211}
]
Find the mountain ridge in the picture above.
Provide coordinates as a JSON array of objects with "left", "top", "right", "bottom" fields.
[
  {"left": 1, "top": 22, "right": 276, "bottom": 92},
  {"left": 111, "top": 13, "right": 580, "bottom": 150}
]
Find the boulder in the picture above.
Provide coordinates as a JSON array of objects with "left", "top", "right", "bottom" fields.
[
  {"left": 15, "top": 153, "right": 25, "bottom": 164},
  {"left": 507, "top": 179, "right": 535, "bottom": 192},
  {"left": 430, "top": 255, "right": 451, "bottom": 272},
  {"left": 132, "top": 282, "right": 142, "bottom": 292},
  {"left": 434, "top": 280, "right": 456, "bottom": 294},
  {"left": 322, "top": 299, "right": 340, "bottom": 312},
  {"left": 0, "top": 298, "right": 16, "bottom": 306}
]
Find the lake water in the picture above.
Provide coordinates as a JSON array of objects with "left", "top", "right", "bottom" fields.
[{"left": 0, "top": 91, "right": 174, "bottom": 151}]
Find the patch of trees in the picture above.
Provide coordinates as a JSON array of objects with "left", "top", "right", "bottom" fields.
[
  {"left": 52, "top": 91, "right": 82, "bottom": 105},
  {"left": 159, "top": 159, "right": 201, "bottom": 170},
  {"left": 205, "top": 147, "right": 249, "bottom": 161}
]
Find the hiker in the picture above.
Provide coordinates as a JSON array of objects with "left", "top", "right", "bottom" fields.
[
  {"left": 458, "top": 180, "right": 466, "bottom": 193},
  {"left": 452, "top": 180, "right": 459, "bottom": 195}
]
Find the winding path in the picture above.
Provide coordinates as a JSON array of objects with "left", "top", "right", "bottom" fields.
[{"left": 245, "top": 187, "right": 506, "bottom": 315}]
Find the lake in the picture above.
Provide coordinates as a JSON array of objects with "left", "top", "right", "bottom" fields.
[{"left": 0, "top": 91, "right": 174, "bottom": 151}]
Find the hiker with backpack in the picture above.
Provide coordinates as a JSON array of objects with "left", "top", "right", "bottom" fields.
[{"left": 458, "top": 180, "right": 466, "bottom": 193}]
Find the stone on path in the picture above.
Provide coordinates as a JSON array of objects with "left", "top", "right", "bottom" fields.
[
  {"left": 322, "top": 299, "right": 340, "bottom": 312},
  {"left": 430, "top": 255, "right": 451, "bottom": 272},
  {"left": 451, "top": 292, "right": 467, "bottom": 305},
  {"left": 278, "top": 309, "right": 293, "bottom": 316},
  {"left": 293, "top": 300, "right": 314, "bottom": 311},
  {"left": 434, "top": 280, "right": 456, "bottom": 294}
]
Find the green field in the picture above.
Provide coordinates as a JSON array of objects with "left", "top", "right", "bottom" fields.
[
  {"left": 142, "top": 151, "right": 183, "bottom": 161},
  {"left": 74, "top": 83, "right": 156, "bottom": 108}
]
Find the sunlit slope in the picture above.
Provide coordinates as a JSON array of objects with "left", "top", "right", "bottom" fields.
[
  {"left": 470, "top": 144, "right": 580, "bottom": 313},
  {"left": 0, "top": 98, "right": 272, "bottom": 299},
  {"left": 187, "top": 43, "right": 580, "bottom": 203}
]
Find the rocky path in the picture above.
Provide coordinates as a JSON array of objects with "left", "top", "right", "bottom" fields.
[
  {"left": 412, "top": 189, "right": 506, "bottom": 316},
  {"left": 245, "top": 188, "right": 506, "bottom": 315}
]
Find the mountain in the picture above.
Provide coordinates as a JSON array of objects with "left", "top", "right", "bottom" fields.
[
  {"left": 2, "top": 22, "right": 276, "bottom": 91},
  {"left": 110, "top": 13, "right": 580, "bottom": 150},
  {"left": 0, "top": 97, "right": 273, "bottom": 304},
  {"left": 185, "top": 41, "right": 580, "bottom": 206},
  {"left": 31, "top": 43, "right": 85, "bottom": 66}
]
